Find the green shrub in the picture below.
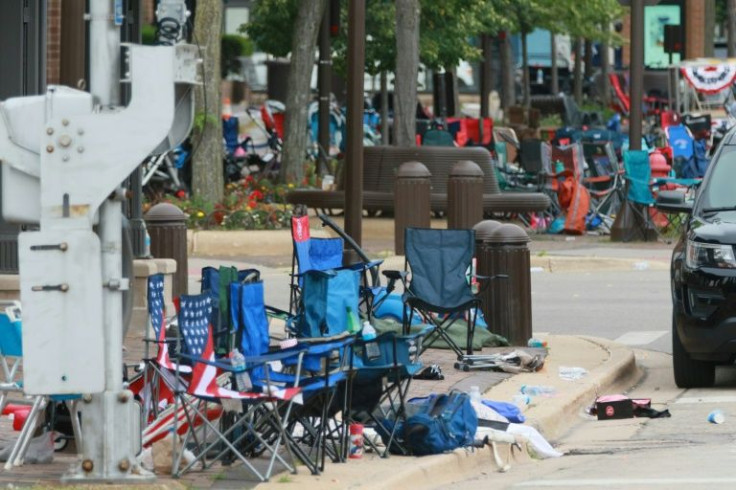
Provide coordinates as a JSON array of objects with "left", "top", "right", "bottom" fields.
[{"left": 221, "top": 34, "right": 255, "bottom": 78}]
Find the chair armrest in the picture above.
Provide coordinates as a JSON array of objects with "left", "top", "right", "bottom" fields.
[{"left": 382, "top": 270, "right": 408, "bottom": 295}]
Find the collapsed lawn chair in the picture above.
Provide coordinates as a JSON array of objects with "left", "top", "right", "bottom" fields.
[
  {"left": 230, "top": 276, "right": 354, "bottom": 474},
  {"left": 386, "top": 228, "right": 503, "bottom": 358},
  {"left": 172, "top": 293, "right": 305, "bottom": 481}
]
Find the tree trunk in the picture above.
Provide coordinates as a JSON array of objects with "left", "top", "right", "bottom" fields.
[
  {"left": 394, "top": 0, "right": 420, "bottom": 147},
  {"left": 550, "top": 31, "right": 559, "bottom": 95},
  {"left": 573, "top": 37, "right": 583, "bottom": 105},
  {"left": 729, "top": 0, "right": 736, "bottom": 57},
  {"left": 380, "top": 71, "right": 389, "bottom": 145},
  {"left": 521, "top": 30, "right": 530, "bottom": 109},
  {"left": 601, "top": 27, "right": 611, "bottom": 107},
  {"left": 191, "top": 0, "right": 224, "bottom": 203},
  {"left": 500, "top": 32, "right": 515, "bottom": 111},
  {"left": 280, "top": 0, "right": 328, "bottom": 184}
]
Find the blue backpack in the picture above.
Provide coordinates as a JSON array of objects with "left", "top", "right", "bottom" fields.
[{"left": 401, "top": 391, "right": 478, "bottom": 455}]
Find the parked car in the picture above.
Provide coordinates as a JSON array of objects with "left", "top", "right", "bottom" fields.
[{"left": 661, "top": 126, "right": 736, "bottom": 388}]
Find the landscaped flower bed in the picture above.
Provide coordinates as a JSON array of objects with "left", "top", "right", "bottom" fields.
[{"left": 150, "top": 176, "right": 296, "bottom": 230}]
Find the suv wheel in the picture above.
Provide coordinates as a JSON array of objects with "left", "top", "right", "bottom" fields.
[{"left": 673, "top": 314, "right": 715, "bottom": 388}]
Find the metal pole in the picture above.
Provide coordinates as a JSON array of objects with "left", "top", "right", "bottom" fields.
[
  {"left": 344, "top": 0, "right": 365, "bottom": 262},
  {"left": 318, "top": 8, "right": 332, "bottom": 175},
  {"left": 629, "top": 0, "right": 643, "bottom": 151},
  {"left": 65, "top": 0, "right": 150, "bottom": 482},
  {"left": 89, "top": 0, "right": 120, "bottom": 108}
]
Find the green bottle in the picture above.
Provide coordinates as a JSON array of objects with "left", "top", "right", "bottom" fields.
[{"left": 346, "top": 307, "right": 361, "bottom": 334}]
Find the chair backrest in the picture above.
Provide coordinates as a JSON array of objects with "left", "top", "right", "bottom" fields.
[
  {"left": 178, "top": 293, "right": 215, "bottom": 361},
  {"left": 404, "top": 228, "right": 475, "bottom": 308},
  {"left": 519, "top": 139, "right": 544, "bottom": 173},
  {"left": 583, "top": 142, "right": 619, "bottom": 177},
  {"left": 465, "top": 118, "right": 493, "bottom": 146},
  {"left": 230, "top": 280, "right": 270, "bottom": 359},
  {"left": 291, "top": 216, "right": 344, "bottom": 274},
  {"left": 551, "top": 143, "right": 585, "bottom": 181},
  {"left": 665, "top": 124, "right": 695, "bottom": 160},
  {"left": 297, "top": 269, "right": 360, "bottom": 338},
  {"left": 148, "top": 274, "right": 166, "bottom": 341},
  {"left": 422, "top": 129, "right": 455, "bottom": 147},
  {"left": 0, "top": 303, "right": 22, "bottom": 358},
  {"left": 624, "top": 150, "right": 654, "bottom": 205}
]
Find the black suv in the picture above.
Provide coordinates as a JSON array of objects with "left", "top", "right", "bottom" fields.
[{"left": 662, "top": 129, "right": 736, "bottom": 387}]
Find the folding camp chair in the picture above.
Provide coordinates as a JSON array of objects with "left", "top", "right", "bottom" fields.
[
  {"left": 171, "top": 293, "right": 305, "bottom": 481},
  {"left": 422, "top": 128, "right": 455, "bottom": 147},
  {"left": 387, "top": 228, "right": 497, "bottom": 358},
  {"left": 128, "top": 274, "right": 190, "bottom": 425},
  {"left": 582, "top": 142, "right": 625, "bottom": 232},
  {"left": 0, "top": 305, "right": 83, "bottom": 470},
  {"left": 288, "top": 215, "right": 383, "bottom": 322},
  {"left": 230, "top": 277, "right": 354, "bottom": 474},
  {"left": 621, "top": 150, "right": 663, "bottom": 241}
]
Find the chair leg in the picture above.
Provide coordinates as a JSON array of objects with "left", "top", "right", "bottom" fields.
[{"left": 4, "top": 396, "right": 46, "bottom": 470}]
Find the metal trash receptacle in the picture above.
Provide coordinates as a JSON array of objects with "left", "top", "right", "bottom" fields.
[
  {"left": 394, "top": 161, "right": 431, "bottom": 255},
  {"left": 144, "top": 203, "right": 188, "bottom": 298},
  {"left": 474, "top": 221, "right": 531, "bottom": 346}
]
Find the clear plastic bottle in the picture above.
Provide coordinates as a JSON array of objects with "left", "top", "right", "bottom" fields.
[
  {"left": 362, "top": 321, "right": 381, "bottom": 360},
  {"left": 468, "top": 385, "right": 482, "bottom": 403},
  {"left": 231, "top": 348, "right": 250, "bottom": 391},
  {"left": 520, "top": 385, "right": 556, "bottom": 396}
]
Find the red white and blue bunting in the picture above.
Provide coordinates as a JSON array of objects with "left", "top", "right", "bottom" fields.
[{"left": 681, "top": 64, "right": 736, "bottom": 94}]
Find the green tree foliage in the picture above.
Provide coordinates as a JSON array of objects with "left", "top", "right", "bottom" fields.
[{"left": 243, "top": 0, "right": 299, "bottom": 57}]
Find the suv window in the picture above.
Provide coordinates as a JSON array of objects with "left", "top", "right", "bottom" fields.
[{"left": 697, "top": 145, "right": 736, "bottom": 210}]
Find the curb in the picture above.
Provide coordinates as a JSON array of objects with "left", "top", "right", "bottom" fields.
[
  {"left": 365, "top": 337, "right": 641, "bottom": 489},
  {"left": 255, "top": 336, "right": 640, "bottom": 490},
  {"left": 522, "top": 336, "right": 642, "bottom": 440}
]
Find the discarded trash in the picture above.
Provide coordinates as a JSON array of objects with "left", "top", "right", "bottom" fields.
[
  {"left": 349, "top": 424, "right": 364, "bottom": 458},
  {"left": 708, "top": 410, "right": 725, "bottom": 424},
  {"left": 530, "top": 267, "right": 545, "bottom": 273},
  {"left": 512, "top": 394, "right": 531, "bottom": 407},
  {"left": 520, "top": 385, "right": 556, "bottom": 396},
  {"left": 633, "top": 261, "right": 650, "bottom": 270},
  {"left": 527, "top": 338, "right": 548, "bottom": 348},
  {"left": 468, "top": 385, "right": 482, "bottom": 403},
  {"left": 559, "top": 366, "right": 588, "bottom": 381},
  {"left": 565, "top": 236, "right": 576, "bottom": 241}
]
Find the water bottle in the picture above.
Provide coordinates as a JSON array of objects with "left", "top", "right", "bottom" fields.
[
  {"left": 362, "top": 321, "right": 381, "bottom": 360},
  {"left": 528, "top": 338, "right": 548, "bottom": 348},
  {"left": 520, "top": 385, "right": 556, "bottom": 396},
  {"left": 144, "top": 229, "right": 152, "bottom": 258},
  {"left": 468, "top": 385, "right": 482, "bottom": 403},
  {"left": 231, "top": 348, "right": 251, "bottom": 391}
]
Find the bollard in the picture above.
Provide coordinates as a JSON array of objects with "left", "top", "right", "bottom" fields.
[
  {"left": 447, "top": 160, "right": 484, "bottom": 229},
  {"left": 394, "top": 161, "right": 431, "bottom": 255},
  {"left": 144, "top": 203, "right": 188, "bottom": 298},
  {"left": 474, "top": 221, "right": 532, "bottom": 346}
]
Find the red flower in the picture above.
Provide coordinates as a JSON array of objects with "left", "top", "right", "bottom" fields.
[
  {"left": 248, "top": 200, "right": 257, "bottom": 209},
  {"left": 249, "top": 190, "right": 264, "bottom": 202}
]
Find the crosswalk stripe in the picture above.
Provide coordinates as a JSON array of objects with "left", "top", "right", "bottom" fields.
[
  {"left": 515, "top": 477, "right": 736, "bottom": 487},
  {"left": 614, "top": 330, "right": 668, "bottom": 346}
]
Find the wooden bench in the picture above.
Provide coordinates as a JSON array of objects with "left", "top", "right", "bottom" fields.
[{"left": 286, "top": 146, "right": 551, "bottom": 215}]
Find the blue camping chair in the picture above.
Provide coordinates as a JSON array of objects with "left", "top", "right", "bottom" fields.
[
  {"left": 0, "top": 305, "right": 83, "bottom": 469},
  {"left": 230, "top": 277, "right": 354, "bottom": 473},
  {"left": 387, "top": 228, "right": 503, "bottom": 358},
  {"left": 289, "top": 215, "right": 383, "bottom": 322}
]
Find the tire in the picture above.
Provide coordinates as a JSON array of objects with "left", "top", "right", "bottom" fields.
[{"left": 672, "top": 313, "right": 715, "bottom": 388}]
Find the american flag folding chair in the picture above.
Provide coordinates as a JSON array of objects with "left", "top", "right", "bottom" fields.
[
  {"left": 171, "top": 293, "right": 305, "bottom": 482},
  {"left": 128, "top": 274, "right": 189, "bottom": 425}
]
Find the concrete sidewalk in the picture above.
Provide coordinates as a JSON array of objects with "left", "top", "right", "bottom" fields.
[{"left": 175, "top": 218, "right": 655, "bottom": 489}]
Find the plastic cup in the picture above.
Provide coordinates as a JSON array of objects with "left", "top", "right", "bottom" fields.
[{"left": 708, "top": 410, "right": 725, "bottom": 424}]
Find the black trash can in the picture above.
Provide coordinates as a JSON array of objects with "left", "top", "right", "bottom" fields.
[
  {"left": 144, "top": 203, "right": 188, "bottom": 298},
  {"left": 474, "top": 221, "right": 531, "bottom": 346}
]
